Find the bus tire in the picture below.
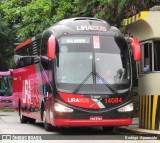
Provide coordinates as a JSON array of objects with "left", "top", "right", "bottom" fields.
[
  {"left": 43, "top": 110, "right": 53, "bottom": 131},
  {"left": 28, "top": 118, "right": 36, "bottom": 124},
  {"left": 19, "top": 104, "right": 28, "bottom": 123},
  {"left": 103, "top": 127, "right": 114, "bottom": 133}
]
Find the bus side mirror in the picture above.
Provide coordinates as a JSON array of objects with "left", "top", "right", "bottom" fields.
[
  {"left": 126, "top": 37, "right": 141, "bottom": 61},
  {"left": 47, "top": 35, "right": 56, "bottom": 59}
]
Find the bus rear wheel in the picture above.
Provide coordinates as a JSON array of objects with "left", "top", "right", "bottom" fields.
[
  {"left": 19, "top": 104, "right": 28, "bottom": 123},
  {"left": 43, "top": 110, "right": 53, "bottom": 131}
]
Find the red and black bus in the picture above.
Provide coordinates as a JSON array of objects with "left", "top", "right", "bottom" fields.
[{"left": 12, "top": 17, "right": 141, "bottom": 131}]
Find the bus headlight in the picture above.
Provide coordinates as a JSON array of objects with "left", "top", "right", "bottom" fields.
[
  {"left": 54, "top": 103, "right": 74, "bottom": 113},
  {"left": 118, "top": 103, "right": 133, "bottom": 112}
]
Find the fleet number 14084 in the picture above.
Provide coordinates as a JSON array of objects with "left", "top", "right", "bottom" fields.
[{"left": 105, "top": 97, "right": 123, "bottom": 104}]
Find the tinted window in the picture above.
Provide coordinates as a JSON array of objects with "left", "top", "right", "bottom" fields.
[{"left": 14, "top": 40, "right": 40, "bottom": 69}]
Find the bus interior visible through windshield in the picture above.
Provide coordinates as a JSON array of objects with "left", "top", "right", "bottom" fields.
[{"left": 56, "top": 35, "right": 131, "bottom": 94}]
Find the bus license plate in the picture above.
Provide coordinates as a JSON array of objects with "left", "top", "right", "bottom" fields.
[{"left": 90, "top": 116, "right": 103, "bottom": 121}]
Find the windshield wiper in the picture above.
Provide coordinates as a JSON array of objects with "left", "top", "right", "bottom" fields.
[
  {"left": 73, "top": 37, "right": 118, "bottom": 95},
  {"left": 73, "top": 44, "right": 97, "bottom": 94},
  {"left": 96, "top": 72, "right": 118, "bottom": 95},
  {"left": 73, "top": 72, "right": 118, "bottom": 95},
  {"left": 73, "top": 72, "right": 92, "bottom": 94}
]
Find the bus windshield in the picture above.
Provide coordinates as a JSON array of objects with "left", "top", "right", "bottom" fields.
[
  {"left": 0, "top": 75, "right": 12, "bottom": 96},
  {"left": 56, "top": 35, "right": 131, "bottom": 94}
]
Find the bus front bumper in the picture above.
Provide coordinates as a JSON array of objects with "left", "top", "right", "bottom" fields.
[{"left": 52, "top": 118, "right": 132, "bottom": 127}]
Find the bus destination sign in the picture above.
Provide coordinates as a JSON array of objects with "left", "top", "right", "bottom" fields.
[{"left": 61, "top": 37, "right": 90, "bottom": 44}]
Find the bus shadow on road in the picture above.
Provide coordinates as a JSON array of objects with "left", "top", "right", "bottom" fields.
[
  {"left": 57, "top": 127, "right": 115, "bottom": 135},
  {"left": 34, "top": 122, "right": 116, "bottom": 135}
]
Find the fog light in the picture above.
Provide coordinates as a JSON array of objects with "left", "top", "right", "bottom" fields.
[
  {"left": 118, "top": 103, "right": 133, "bottom": 112},
  {"left": 54, "top": 103, "right": 73, "bottom": 112}
]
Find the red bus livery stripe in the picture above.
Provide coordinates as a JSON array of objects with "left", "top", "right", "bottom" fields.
[{"left": 16, "top": 38, "right": 33, "bottom": 50}]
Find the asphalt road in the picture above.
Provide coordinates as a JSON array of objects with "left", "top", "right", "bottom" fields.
[{"left": 0, "top": 112, "right": 159, "bottom": 143}]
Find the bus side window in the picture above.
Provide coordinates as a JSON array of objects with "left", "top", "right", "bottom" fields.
[
  {"left": 24, "top": 44, "right": 34, "bottom": 66},
  {"left": 14, "top": 44, "right": 35, "bottom": 69},
  {"left": 14, "top": 48, "right": 25, "bottom": 69}
]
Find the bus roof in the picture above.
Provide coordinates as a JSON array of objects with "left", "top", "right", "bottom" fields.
[
  {"left": 0, "top": 71, "right": 11, "bottom": 76},
  {"left": 123, "top": 11, "right": 160, "bottom": 41},
  {"left": 16, "top": 17, "right": 124, "bottom": 50},
  {"left": 47, "top": 17, "right": 121, "bottom": 37}
]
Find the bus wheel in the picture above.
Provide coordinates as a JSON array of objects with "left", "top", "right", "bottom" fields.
[
  {"left": 19, "top": 105, "right": 28, "bottom": 123},
  {"left": 103, "top": 127, "right": 114, "bottom": 133},
  {"left": 43, "top": 110, "right": 53, "bottom": 131}
]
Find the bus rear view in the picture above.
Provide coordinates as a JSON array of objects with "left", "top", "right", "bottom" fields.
[{"left": 13, "top": 17, "right": 141, "bottom": 131}]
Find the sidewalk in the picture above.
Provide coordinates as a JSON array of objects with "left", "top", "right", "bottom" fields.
[{"left": 115, "top": 118, "right": 160, "bottom": 138}]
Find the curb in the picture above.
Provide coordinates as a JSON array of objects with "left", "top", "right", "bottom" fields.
[{"left": 115, "top": 126, "right": 160, "bottom": 139}]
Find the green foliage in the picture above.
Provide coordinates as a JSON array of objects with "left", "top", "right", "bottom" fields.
[
  {"left": 1, "top": 0, "right": 159, "bottom": 41},
  {"left": 0, "top": 2, "right": 15, "bottom": 69},
  {"left": 1, "top": 0, "right": 76, "bottom": 41},
  {"left": 74, "top": 0, "right": 99, "bottom": 17},
  {"left": 1, "top": 0, "right": 53, "bottom": 41},
  {"left": 0, "top": 108, "right": 14, "bottom": 112},
  {"left": 0, "top": 0, "right": 160, "bottom": 68}
]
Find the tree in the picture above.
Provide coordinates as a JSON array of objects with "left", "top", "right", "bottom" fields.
[
  {"left": 0, "top": 0, "right": 76, "bottom": 67},
  {"left": 0, "top": 1, "right": 15, "bottom": 69},
  {"left": 1, "top": 0, "right": 160, "bottom": 42},
  {"left": 0, "top": 0, "right": 160, "bottom": 68},
  {"left": 74, "top": 0, "right": 160, "bottom": 28},
  {"left": 1, "top": 0, "right": 75, "bottom": 42}
]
